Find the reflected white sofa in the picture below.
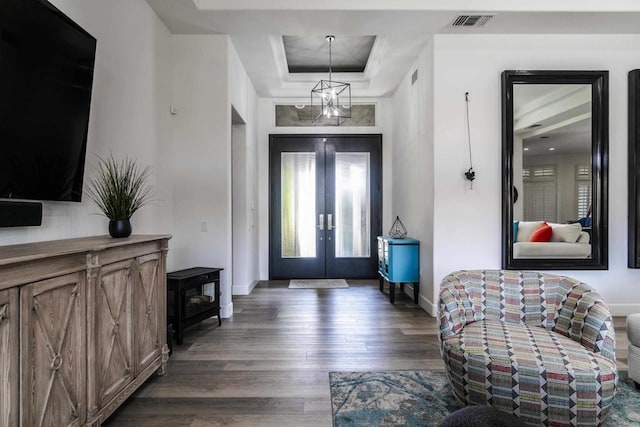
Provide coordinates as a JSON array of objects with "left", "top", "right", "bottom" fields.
[{"left": 513, "top": 221, "right": 591, "bottom": 258}]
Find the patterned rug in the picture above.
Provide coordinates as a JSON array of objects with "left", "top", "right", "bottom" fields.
[
  {"left": 288, "top": 279, "right": 349, "bottom": 289},
  {"left": 329, "top": 370, "right": 640, "bottom": 426}
]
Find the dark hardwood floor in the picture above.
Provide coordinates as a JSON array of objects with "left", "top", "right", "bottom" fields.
[{"left": 104, "top": 281, "right": 629, "bottom": 426}]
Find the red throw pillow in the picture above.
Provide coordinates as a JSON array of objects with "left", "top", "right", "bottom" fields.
[{"left": 528, "top": 221, "right": 552, "bottom": 242}]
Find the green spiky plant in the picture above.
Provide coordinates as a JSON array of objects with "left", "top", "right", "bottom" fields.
[{"left": 86, "top": 155, "right": 153, "bottom": 220}]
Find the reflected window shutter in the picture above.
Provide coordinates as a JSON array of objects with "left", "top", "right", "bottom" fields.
[
  {"left": 523, "top": 165, "right": 557, "bottom": 221},
  {"left": 576, "top": 165, "right": 592, "bottom": 218},
  {"left": 577, "top": 183, "right": 592, "bottom": 218}
]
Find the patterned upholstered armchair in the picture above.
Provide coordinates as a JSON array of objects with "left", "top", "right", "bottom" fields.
[{"left": 438, "top": 270, "right": 617, "bottom": 426}]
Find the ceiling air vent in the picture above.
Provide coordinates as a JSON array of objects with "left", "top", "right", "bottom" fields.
[{"left": 450, "top": 14, "right": 494, "bottom": 28}]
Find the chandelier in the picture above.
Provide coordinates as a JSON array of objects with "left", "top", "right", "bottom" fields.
[{"left": 311, "top": 35, "right": 352, "bottom": 125}]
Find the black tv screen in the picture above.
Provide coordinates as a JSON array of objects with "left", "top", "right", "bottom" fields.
[{"left": 0, "top": 0, "right": 96, "bottom": 202}]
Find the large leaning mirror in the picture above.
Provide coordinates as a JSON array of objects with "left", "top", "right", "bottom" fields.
[{"left": 502, "top": 70, "right": 608, "bottom": 270}]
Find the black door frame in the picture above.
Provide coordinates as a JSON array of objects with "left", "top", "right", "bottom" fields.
[{"left": 269, "top": 134, "right": 382, "bottom": 280}]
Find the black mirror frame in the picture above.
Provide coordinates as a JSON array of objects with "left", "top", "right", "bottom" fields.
[
  {"left": 629, "top": 70, "right": 640, "bottom": 267},
  {"left": 501, "top": 70, "right": 608, "bottom": 270}
]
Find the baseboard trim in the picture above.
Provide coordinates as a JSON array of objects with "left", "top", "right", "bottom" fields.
[
  {"left": 399, "top": 283, "right": 437, "bottom": 317},
  {"left": 608, "top": 304, "right": 640, "bottom": 317},
  {"left": 419, "top": 294, "right": 438, "bottom": 317},
  {"left": 221, "top": 302, "right": 233, "bottom": 318},
  {"left": 232, "top": 280, "right": 259, "bottom": 296}
]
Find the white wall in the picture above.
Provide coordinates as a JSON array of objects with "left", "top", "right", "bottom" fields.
[
  {"left": 390, "top": 39, "right": 435, "bottom": 313},
  {"left": 427, "top": 34, "right": 640, "bottom": 315},
  {"left": 0, "top": 0, "right": 172, "bottom": 247},
  {"left": 256, "top": 98, "right": 393, "bottom": 279},
  {"left": 229, "top": 44, "right": 260, "bottom": 295},
  {"left": 8, "top": 5, "right": 638, "bottom": 320},
  {"left": 170, "top": 35, "right": 235, "bottom": 315},
  {"left": 232, "top": 121, "right": 248, "bottom": 294},
  {"left": 169, "top": 35, "right": 259, "bottom": 312},
  {"left": 0, "top": 6, "right": 260, "bottom": 317}
]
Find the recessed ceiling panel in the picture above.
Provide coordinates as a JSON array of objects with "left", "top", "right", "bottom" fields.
[{"left": 283, "top": 35, "right": 375, "bottom": 73}]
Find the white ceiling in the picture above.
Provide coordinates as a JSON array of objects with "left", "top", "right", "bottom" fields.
[
  {"left": 145, "top": 0, "right": 640, "bottom": 98},
  {"left": 283, "top": 35, "right": 375, "bottom": 73}
]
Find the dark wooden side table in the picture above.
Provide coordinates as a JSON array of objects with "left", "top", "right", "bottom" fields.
[{"left": 167, "top": 267, "right": 223, "bottom": 344}]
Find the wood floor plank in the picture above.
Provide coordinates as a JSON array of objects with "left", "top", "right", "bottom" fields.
[
  {"left": 104, "top": 281, "right": 628, "bottom": 426},
  {"left": 218, "top": 359, "right": 436, "bottom": 371},
  {"left": 110, "top": 397, "right": 306, "bottom": 415},
  {"left": 135, "top": 371, "right": 329, "bottom": 398}
]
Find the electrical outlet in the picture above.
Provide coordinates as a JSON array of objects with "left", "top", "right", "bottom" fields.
[{"left": 200, "top": 221, "right": 208, "bottom": 232}]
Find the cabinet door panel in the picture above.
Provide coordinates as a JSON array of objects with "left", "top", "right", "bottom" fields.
[
  {"left": 134, "top": 253, "right": 162, "bottom": 373},
  {"left": 0, "top": 288, "right": 19, "bottom": 427},
  {"left": 21, "top": 272, "right": 86, "bottom": 427},
  {"left": 94, "top": 260, "right": 134, "bottom": 409}
]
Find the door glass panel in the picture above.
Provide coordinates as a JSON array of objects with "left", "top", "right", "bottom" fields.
[
  {"left": 281, "top": 152, "right": 316, "bottom": 258},
  {"left": 334, "top": 152, "right": 370, "bottom": 258}
]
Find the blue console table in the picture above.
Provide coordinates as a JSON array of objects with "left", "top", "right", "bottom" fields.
[{"left": 377, "top": 236, "right": 420, "bottom": 304}]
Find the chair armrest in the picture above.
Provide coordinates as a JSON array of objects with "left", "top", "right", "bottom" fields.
[
  {"left": 438, "top": 279, "right": 470, "bottom": 340},
  {"left": 553, "top": 284, "right": 616, "bottom": 362},
  {"left": 582, "top": 302, "right": 616, "bottom": 361}
]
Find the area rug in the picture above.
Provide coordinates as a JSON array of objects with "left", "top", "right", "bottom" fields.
[
  {"left": 288, "top": 279, "right": 349, "bottom": 289},
  {"left": 329, "top": 370, "right": 640, "bottom": 427}
]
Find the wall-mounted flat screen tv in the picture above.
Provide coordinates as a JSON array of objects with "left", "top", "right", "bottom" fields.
[{"left": 0, "top": 0, "right": 96, "bottom": 202}]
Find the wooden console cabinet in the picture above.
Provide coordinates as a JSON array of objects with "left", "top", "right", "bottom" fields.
[
  {"left": 0, "top": 288, "right": 19, "bottom": 427},
  {"left": 0, "top": 235, "right": 170, "bottom": 427}
]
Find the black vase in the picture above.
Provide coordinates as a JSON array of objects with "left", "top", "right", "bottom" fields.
[{"left": 109, "top": 219, "right": 132, "bottom": 238}]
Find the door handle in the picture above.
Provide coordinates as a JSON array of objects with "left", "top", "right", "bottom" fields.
[
  {"left": 317, "top": 213, "right": 324, "bottom": 230},
  {"left": 327, "top": 213, "right": 334, "bottom": 230}
]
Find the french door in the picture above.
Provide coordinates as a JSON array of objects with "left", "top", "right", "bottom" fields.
[{"left": 269, "top": 134, "right": 382, "bottom": 279}]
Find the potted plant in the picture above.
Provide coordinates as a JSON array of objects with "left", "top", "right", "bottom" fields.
[{"left": 86, "top": 155, "right": 152, "bottom": 238}]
